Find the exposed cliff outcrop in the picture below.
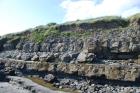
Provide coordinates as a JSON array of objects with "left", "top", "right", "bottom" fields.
[
  {"left": 0, "top": 13, "right": 140, "bottom": 84},
  {"left": 1, "top": 26, "right": 140, "bottom": 62},
  {"left": 0, "top": 58, "right": 140, "bottom": 82}
]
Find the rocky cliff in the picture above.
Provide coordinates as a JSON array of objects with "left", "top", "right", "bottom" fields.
[{"left": 0, "top": 13, "right": 140, "bottom": 83}]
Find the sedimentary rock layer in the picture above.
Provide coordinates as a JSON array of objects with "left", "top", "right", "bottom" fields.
[{"left": 0, "top": 58, "right": 140, "bottom": 82}]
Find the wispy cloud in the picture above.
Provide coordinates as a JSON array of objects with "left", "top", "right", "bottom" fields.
[{"left": 60, "top": 0, "right": 140, "bottom": 22}]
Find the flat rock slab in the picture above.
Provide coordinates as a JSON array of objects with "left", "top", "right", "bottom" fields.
[
  {"left": 0, "top": 82, "right": 30, "bottom": 93},
  {"left": 0, "top": 76, "right": 66, "bottom": 93}
]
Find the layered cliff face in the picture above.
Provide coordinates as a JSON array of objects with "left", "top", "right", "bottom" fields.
[
  {"left": 0, "top": 58, "right": 140, "bottom": 82},
  {"left": 0, "top": 13, "right": 140, "bottom": 82}
]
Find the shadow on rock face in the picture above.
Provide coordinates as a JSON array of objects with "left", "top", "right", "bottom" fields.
[{"left": 0, "top": 71, "right": 6, "bottom": 81}]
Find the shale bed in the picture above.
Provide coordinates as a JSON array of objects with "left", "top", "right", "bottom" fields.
[{"left": 0, "top": 58, "right": 140, "bottom": 93}]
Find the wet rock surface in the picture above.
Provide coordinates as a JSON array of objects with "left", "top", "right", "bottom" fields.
[{"left": 0, "top": 76, "right": 65, "bottom": 93}]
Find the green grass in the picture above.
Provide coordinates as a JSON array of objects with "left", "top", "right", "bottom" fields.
[
  {"left": 29, "top": 26, "right": 60, "bottom": 43},
  {"left": 44, "top": 26, "right": 60, "bottom": 37},
  {"left": 63, "top": 16, "right": 129, "bottom": 27},
  {"left": 127, "top": 13, "right": 140, "bottom": 28},
  {"left": 27, "top": 77, "right": 80, "bottom": 93},
  {"left": 30, "top": 31, "right": 45, "bottom": 43},
  {"left": 29, "top": 25, "right": 94, "bottom": 43},
  {"left": 128, "top": 13, "right": 140, "bottom": 20},
  {"left": 3, "top": 13, "right": 140, "bottom": 44}
]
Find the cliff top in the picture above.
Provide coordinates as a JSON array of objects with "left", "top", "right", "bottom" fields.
[{"left": 1, "top": 13, "right": 140, "bottom": 43}]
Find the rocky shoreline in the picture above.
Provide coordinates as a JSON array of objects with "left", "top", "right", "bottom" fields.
[{"left": 0, "top": 75, "right": 140, "bottom": 93}]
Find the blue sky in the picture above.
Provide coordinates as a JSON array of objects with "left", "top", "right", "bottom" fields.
[
  {"left": 0, "top": 0, "right": 140, "bottom": 35},
  {"left": 0, "top": 0, "right": 64, "bottom": 35}
]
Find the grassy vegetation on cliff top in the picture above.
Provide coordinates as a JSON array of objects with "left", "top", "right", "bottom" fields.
[
  {"left": 128, "top": 13, "right": 140, "bottom": 22},
  {"left": 2, "top": 13, "right": 140, "bottom": 43},
  {"left": 128, "top": 13, "right": 140, "bottom": 19},
  {"left": 63, "top": 16, "right": 128, "bottom": 25}
]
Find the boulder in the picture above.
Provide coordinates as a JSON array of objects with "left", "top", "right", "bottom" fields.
[
  {"left": 44, "top": 74, "right": 56, "bottom": 83},
  {"left": 110, "top": 41, "right": 119, "bottom": 53},
  {"left": 31, "top": 55, "right": 39, "bottom": 61},
  {"left": 23, "top": 43, "right": 30, "bottom": 52},
  {"left": 16, "top": 41, "right": 24, "bottom": 50},
  {"left": 61, "top": 53, "right": 72, "bottom": 63},
  {"left": 39, "top": 53, "right": 48, "bottom": 62},
  {"left": 16, "top": 53, "right": 22, "bottom": 60},
  {"left": 23, "top": 42, "right": 34, "bottom": 52},
  {"left": 39, "top": 53, "right": 55, "bottom": 62},
  {"left": 5, "top": 55, "right": 12, "bottom": 58},
  {"left": 40, "top": 43, "right": 50, "bottom": 52},
  {"left": 60, "top": 79, "right": 71, "bottom": 85},
  {"left": 53, "top": 83, "right": 60, "bottom": 88},
  {"left": 70, "top": 52, "right": 79, "bottom": 59},
  {"left": 46, "top": 54, "right": 56, "bottom": 62},
  {"left": 119, "top": 41, "right": 130, "bottom": 52},
  {"left": 77, "top": 50, "right": 96, "bottom": 63},
  {"left": 33, "top": 44, "right": 40, "bottom": 52},
  {"left": 4, "top": 67, "right": 16, "bottom": 76},
  {"left": 131, "top": 44, "right": 140, "bottom": 52},
  {"left": 21, "top": 53, "right": 32, "bottom": 61},
  {"left": 87, "top": 53, "right": 96, "bottom": 62},
  {"left": 54, "top": 43, "right": 65, "bottom": 52}
]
